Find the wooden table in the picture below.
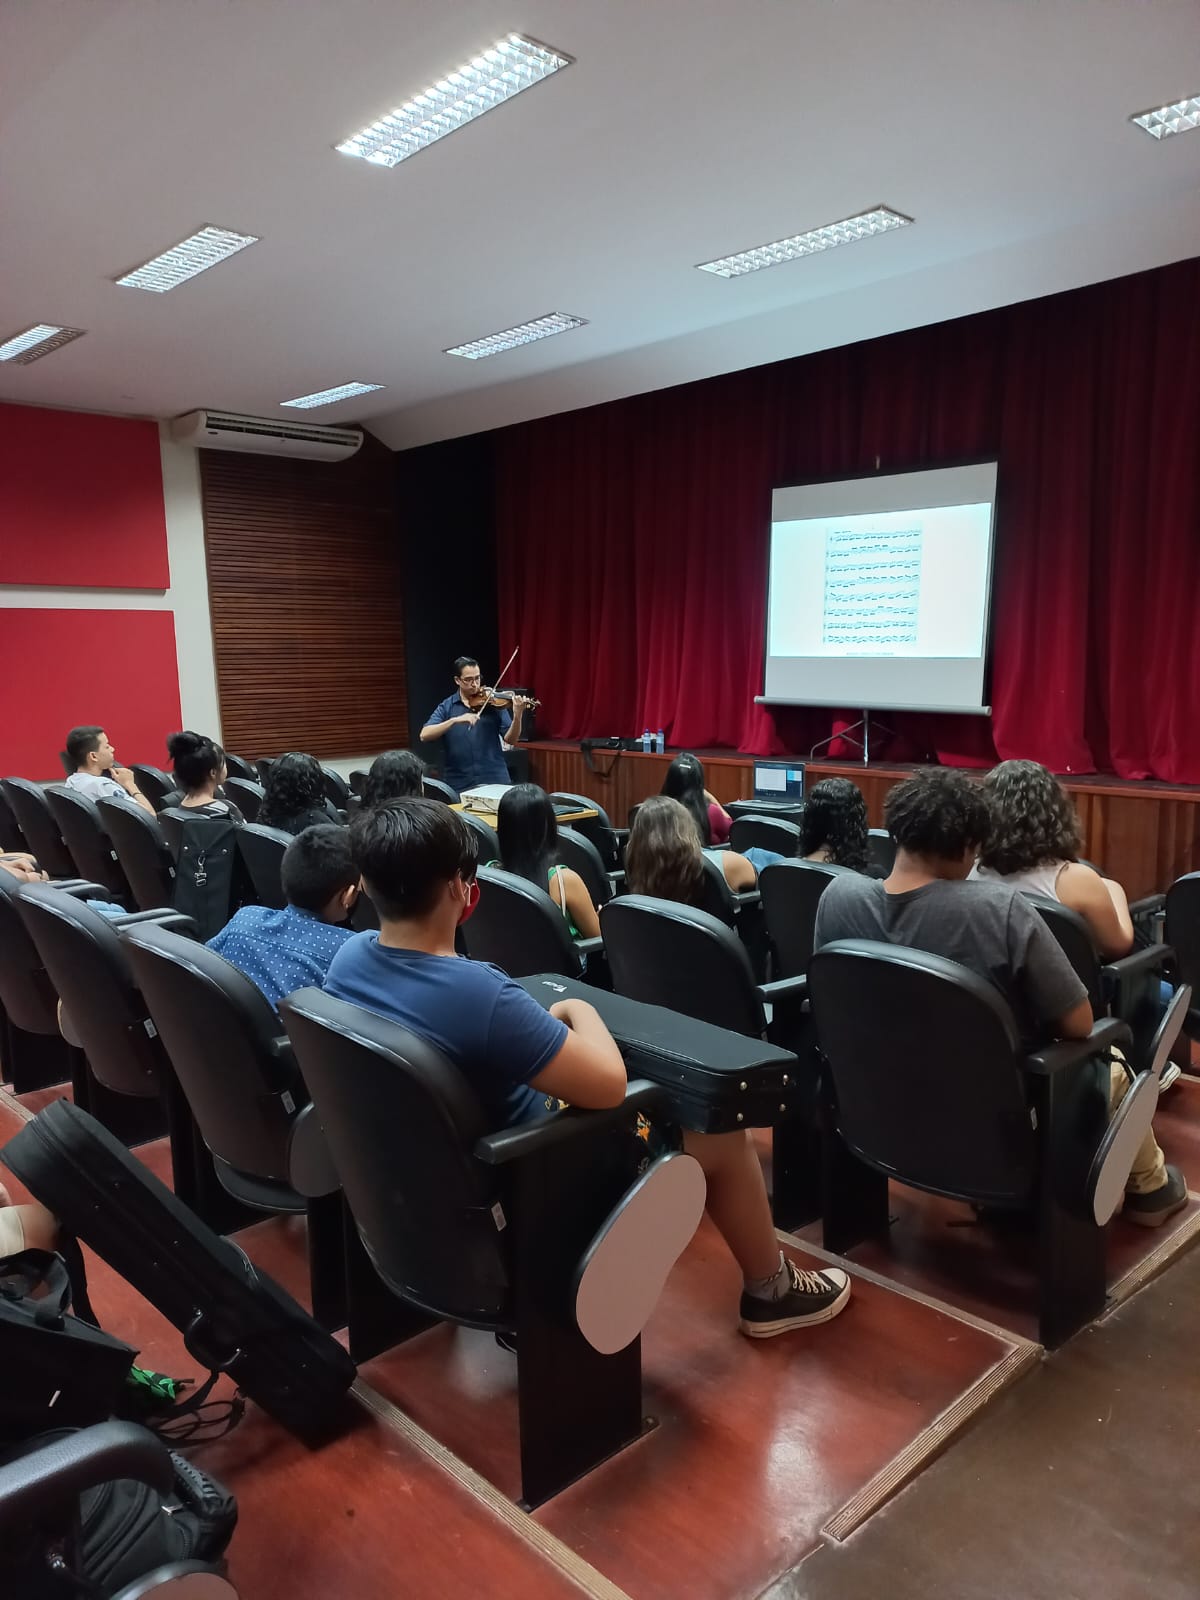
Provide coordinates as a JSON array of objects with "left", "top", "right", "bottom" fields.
[{"left": 450, "top": 802, "right": 597, "bottom": 830}]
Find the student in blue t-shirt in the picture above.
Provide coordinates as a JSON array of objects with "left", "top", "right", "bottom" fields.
[
  {"left": 207, "top": 825, "right": 359, "bottom": 1011},
  {"left": 323, "top": 798, "right": 852, "bottom": 1338}
]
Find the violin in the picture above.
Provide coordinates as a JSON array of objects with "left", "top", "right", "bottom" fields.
[{"left": 464, "top": 646, "right": 540, "bottom": 712}]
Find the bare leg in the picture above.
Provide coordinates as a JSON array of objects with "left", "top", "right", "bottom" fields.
[
  {"left": 682, "top": 1129, "right": 780, "bottom": 1280},
  {"left": 0, "top": 1182, "right": 59, "bottom": 1254}
]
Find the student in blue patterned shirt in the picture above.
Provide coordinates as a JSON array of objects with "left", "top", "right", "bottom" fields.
[{"left": 207, "top": 825, "right": 359, "bottom": 1010}]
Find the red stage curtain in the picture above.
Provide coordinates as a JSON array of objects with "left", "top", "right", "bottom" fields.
[{"left": 494, "top": 256, "right": 1200, "bottom": 782}]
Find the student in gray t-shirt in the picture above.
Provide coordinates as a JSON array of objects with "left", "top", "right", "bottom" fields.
[{"left": 813, "top": 767, "right": 1186, "bottom": 1227}]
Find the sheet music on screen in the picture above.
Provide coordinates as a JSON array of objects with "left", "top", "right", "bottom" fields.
[{"left": 760, "top": 462, "right": 998, "bottom": 714}]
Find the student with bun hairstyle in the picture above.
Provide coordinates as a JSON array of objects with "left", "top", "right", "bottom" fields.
[{"left": 166, "top": 730, "right": 244, "bottom": 822}]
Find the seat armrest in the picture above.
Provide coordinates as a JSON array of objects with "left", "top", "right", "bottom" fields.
[
  {"left": 1100, "top": 943, "right": 1171, "bottom": 986},
  {"left": 1129, "top": 893, "right": 1165, "bottom": 918},
  {"left": 612, "top": 828, "right": 630, "bottom": 845},
  {"left": 113, "top": 909, "right": 197, "bottom": 936},
  {"left": 287, "top": 1101, "right": 339, "bottom": 1198},
  {"left": 48, "top": 879, "right": 112, "bottom": 899},
  {"left": 0, "top": 1422, "right": 171, "bottom": 1533},
  {"left": 734, "top": 889, "right": 762, "bottom": 910},
  {"left": 576, "top": 935, "right": 605, "bottom": 959},
  {"left": 757, "top": 975, "right": 809, "bottom": 1008},
  {"left": 606, "top": 870, "right": 625, "bottom": 889},
  {"left": 1024, "top": 1017, "right": 1132, "bottom": 1076},
  {"left": 475, "top": 1078, "right": 662, "bottom": 1166}
]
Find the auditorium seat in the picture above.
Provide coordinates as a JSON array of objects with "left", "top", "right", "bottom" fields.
[
  {"left": 280, "top": 986, "right": 699, "bottom": 1508},
  {"left": 43, "top": 785, "right": 134, "bottom": 907},
  {"left": 321, "top": 765, "right": 352, "bottom": 809},
  {"left": 550, "top": 792, "right": 625, "bottom": 872},
  {"left": 422, "top": 776, "right": 459, "bottom": 804},
  {"left": 758, "top": 859, "right": 855, "bottom": 978},
  {"left": 867, "top": 827, "right": 896, "bottom": 876},
  {"left": 457, "top": 810, "right": 500, "bottom": 864},
  {"left": 129, "top": 764, "right": 174, "bottom": 811},
  {"left": 224, "top": 776, "right": 265, "bottom": 823},
  {"left": 0, "top": 785, "right": 25, "bottom": 854},
  {"left": 555, "top": 825, "right": 617, "bottom": 907},
  {"left": 729, "top": 814, "right": 803, "bottom": 858},
  {"left": 809, "top": 939, "right": 1157, "bottom": 1346},
  {"left": 255, "top": 756, "right": 276, "bottom": 785},
  {"left": 122, "top": 922, "right": 347, "bottom": 1323},
  {"left": 463, "top": 865, "right": 602, "bottom": 981},
  {"left": 1165, "top": 872, "right": 1200, "bottom": 1052},
  {"left": 0, "top": 778, "right": 76, "bottom": 879},
  {"left": 96, "top": 797, "right": 175, "bottom": 912},
  {"left": 236, "top": 823, "right": 293, "bottom": 910},
  {"left": 0, "top": 870, "right": 99, "bottom": 1093},
  {"left": 222, "top": 752, "right": 259, "bottom": 783}
]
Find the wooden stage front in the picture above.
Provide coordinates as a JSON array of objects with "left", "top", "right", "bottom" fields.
[{"left": 523, "top": 742, "right": 1200, "bottom": 901}]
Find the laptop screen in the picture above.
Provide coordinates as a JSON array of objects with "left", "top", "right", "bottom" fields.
[{"left": 753, "top": 762, "right": 805, "bottom": 799}]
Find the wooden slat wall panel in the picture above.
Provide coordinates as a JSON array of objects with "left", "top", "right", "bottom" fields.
[
  {"left": 200, "top": 441, "right": 405, "bottom": 759},
  {"left": 524, "top": 744, "right": 1200, "bottom": 899}
]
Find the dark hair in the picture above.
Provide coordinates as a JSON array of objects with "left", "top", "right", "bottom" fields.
[
  {"left": 497, "top": 784, "right": 557, "bottom": 890},
  {"left": 453, "top": 656, "right": 480, "bottom": 678},
  {"left": 280, "top": 824, "right": 359, "bottom": 913},
  {"left": 259, "top": 752, "right": 325, "bottom": 830},
  {"left": 661, "top": 752, "right": 712, "bottom": 845},
  {"left": 884, "top": 767, "right": 992, "bottom": 860},
  {"left": 166, "top": 730, "right": 226, "bottom": 795},
  {"left": 800, "top": 778, "right": 870, "bottom": 872},
  {"left": 977, "top": 759, "right": 1082, "bottom": 876},
  {"left": 362, "top": 750, "right": 426, "bottom": 809},
  {"left": 625, "top": 795, "right": 705, "bottom": 905},
  {"left": 350, "top": 797, "right": 479, "bottom": 920},
  {"left": 65, "top": 726, "right": 104, "bottom": 769}
]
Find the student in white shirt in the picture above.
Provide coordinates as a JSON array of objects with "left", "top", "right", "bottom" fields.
[{"left": 62, "top": 726, "right": 156, "bottom": 816}]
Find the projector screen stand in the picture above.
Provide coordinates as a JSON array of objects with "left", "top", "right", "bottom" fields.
[{"left": 808, "top": 709, "right": 896, "bottom": 766}]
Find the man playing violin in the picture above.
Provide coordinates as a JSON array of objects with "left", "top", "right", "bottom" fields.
[{"left": 419, "top": 655, "right": 535, "bottom": 797}]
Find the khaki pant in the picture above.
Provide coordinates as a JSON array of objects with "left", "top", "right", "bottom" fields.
[{"left": 1109, "top": 1054, "right": 1167, "bottom": 1196}]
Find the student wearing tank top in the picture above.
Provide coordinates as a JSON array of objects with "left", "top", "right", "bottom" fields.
[{"left": 495, "top": 784, "right": 600, "bottom": 940}]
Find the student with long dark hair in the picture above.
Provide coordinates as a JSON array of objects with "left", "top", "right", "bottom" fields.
[
  {"left": 799, "top": 778, "right": 872, "bottom": 874},
  {"left": 626, "top": 796, "right": 755, "bottom": 897},
  {"left": 496, "top": 783, "right": 600, "bottom": 940},
  {"left": 662, "top": 752, "right": 732, "bottom": 846},
  {"left": 259, "top": 752, "right": 341, "bottom": 836},
  {"left": 166, "top": 730, "right": 243, "bottom": 822}
]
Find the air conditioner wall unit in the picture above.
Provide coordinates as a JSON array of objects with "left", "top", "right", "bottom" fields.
[{"left": 169, "top": 409, "right": 364, "bottom": 462}]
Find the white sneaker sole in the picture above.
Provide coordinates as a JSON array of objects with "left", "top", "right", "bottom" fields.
[{"left": 738, "top": 1276, "right": 852, "bottom": 1338}]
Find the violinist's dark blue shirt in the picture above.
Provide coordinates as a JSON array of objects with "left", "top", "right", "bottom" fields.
[{"left": 425, "top": 694, "right": 512, "bottom": 795}]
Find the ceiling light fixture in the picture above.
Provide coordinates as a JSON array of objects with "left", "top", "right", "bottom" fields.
[
  {"left": 0, "top": 324, "right": 87, "bottom": 364},
  {"left": 116, "top": 226, "right": 259, "bottom": 292},
  {"left": 280, "top": 382, "right": 385, "bottom": 410},
  {"left": 696, "top": 206, "right": 912, "bottom": 278},
  {"left": 1130, "top": 94, "right": 1200, "bottom": 140},
  {"left": 336, "top": 32, "right": 572, "bottom": 168},
  {"left": 444, "top": 311, "right": 588, "bottom": 360}
]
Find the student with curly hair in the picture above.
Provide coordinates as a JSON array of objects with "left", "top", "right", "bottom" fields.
[
  {"left": 815, "top": 766, "right": 1185, "bottom": 1228},
  {"left": 259, "top": 752, "right": 341, "bottom": 836},
  {"left": 799, "top": 777, "right": 874, "bottom": 874},
  {"left": 361, "top": 750, "right": 426, "bottom": 810}
]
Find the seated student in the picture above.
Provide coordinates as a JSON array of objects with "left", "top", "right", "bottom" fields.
[
  {"left": 259, "top": 752, "right": 342, "bottom": 836},
  {"left": 324, "top": 799, "right": 850, "bottom": 1335},
  {"left": 626, "top": 795, "right": 757, "bottom": 896},
  {"left": 361, "top": 749, "right": 426, "bottom": 809},
  {"left": 496, "top": 783, "right": 601, "bottom": 941},
  {"left": 814, "top": 767, "right": 1186, "bottom": 1227},
  {"left": 1, "top": 852, "right": 49, "bottom": 884},
  {"left": 800, "top": 777, "right": 879, "bottom": 874},
  {"left": 207, "top": 825, "right": 359, "bottom": 1010},
  {"left": 62, "top": 726, "right": 156, "bottom": 816},
  {"left": 164, "top": 731, "right": 243, "bottom": 822},
  {"left": 662, "top": 751, "right": 733, "bottom": 846}
]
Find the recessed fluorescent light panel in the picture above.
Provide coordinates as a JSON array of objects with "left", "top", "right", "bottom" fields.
[
  {"left": 336, "top": 32, "right": 571, "bottom": 167},
  {"left": 444, "top": 312, "right": 588, "bottom": 361},
  {"left": 1131, "top": 94, "right": 1200, "bottom": 140},
  {"left": 116, "top": 226, "right": 259, "bottom": 292},
  {"left": 280, "top": 382, "right": 385, "bottom": 410},
  {"left": 697, "top": 206, "right": 912, "bottom": 278},
  {"left": 0, "top": 324, "right": 86, "bottom": 364}
]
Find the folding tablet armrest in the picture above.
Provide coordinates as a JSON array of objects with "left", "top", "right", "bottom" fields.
[
  {"left": 475, "top": 1078, "right": 662, "bottom": 1167},
  {"left": 576, "top": 935, "right": 605, "bottom": 959},
  {"left": 1024, "top": 1017, "right": 1132, "bottom": 1076},
  {"left": 0, "top": 1422, "right": 171, "bottom": 1534}
]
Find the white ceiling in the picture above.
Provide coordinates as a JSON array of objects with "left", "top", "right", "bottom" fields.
[{"left": 2, "top": 0, "right": 1199, "bottom": 450}]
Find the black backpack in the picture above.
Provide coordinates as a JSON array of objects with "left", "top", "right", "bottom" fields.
[{"left": 161, "top": 812, "right": 243, "bottom": 941}]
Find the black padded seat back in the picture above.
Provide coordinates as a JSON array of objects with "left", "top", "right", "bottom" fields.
[
  {"left": 810, "top": 940, "right": 1036, "bottom": 1204},
  {"left": 422, "top": 776, "right": 459, "bottom": 804},
  {"left": 348, "top": 769, "right": 368, "bottom": 796},
  {"left": 43, "top": 786, "right": 131, "bottom": 902},
  {"left": 696, "top": 854, "right": 738, "bottom": 927},
  {"left": 321, "top": 767, "right": 351, "bottom": 808},
  {"left": 1166, "top": 873, "right": 1200, "bottom": 993},
  {"left": 235, "top": 822, "right": 292, "bottom": 909},
  {"left": 222, "top": 753, "right": 258, "bottom": 783},
  {"left": 0, "top": 779, "right": 75, "bottom": 879},
  {"left": 129, "top": 765, "right": 173, "bottom": 810},
  {"left": 550, "top": 792, "right": 619, "bottom": 870},
  {"left": 122, "top": 923, "right": 302, "bottom": 1182},
  {"left": 758, "top": 858, "right": 854, "bottom": 978},
  {"left": 458, "top": 810, "right": 500, "bottom": 864},
  {"left": 555, "top": 827, "right": 613, "bottom": 907},
  {"left": 96, "top": 798, "right": 175, "bottom": 912},
  {"left": 464, "top": 865, "right": 584, "bottom": 980},
  {"left": 0, "top": 785, "right": 25, "bottom": 852},
  {"left": 255, "top": 758, "right": 276, "bottom": 784},
  {"left": 1026, "top": 895, "right": 1105, "bottom": 1015},
  {"left": 601, "top": 894, "right": 764, "bottom": 1036},
  {"left": 0, "top": 872, "right": 60, "bottom": 1034},
  {"left": 280, "top": 988, "right": 510, "bottom": 1325},
  {"left": 224, "top": 777, "right": 264, "bottom": 823},
  {"left": 729, "top": 815, "right": 803, "bottom": 858},
  {"left": 867, "top": 829, "right": 896, "bottom": 876},
  {"left": 15, "top": 886, "right": 162, "bottom": 1098}
]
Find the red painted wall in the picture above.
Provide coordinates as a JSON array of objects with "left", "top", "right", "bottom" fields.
[
  {"left": 0, "top": 609, "right": 182, "bottom": 780},
  {"left": 0, "top": 404, "right": 170, "bottom": 588}
]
